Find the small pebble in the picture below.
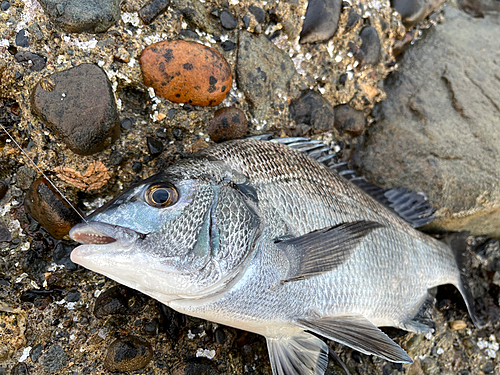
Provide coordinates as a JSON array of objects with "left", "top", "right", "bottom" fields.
[
  {"left": 109, "top": 150, "right": 123, "bottom": 166},
  {"left": 53, "top": 241, "right": 78, "bottom": 270},
  {"left": 220, "top": 9, "right": 238, "bottom": 30},
  {"left": 334, "top": 104, "right": 366, "bottom": 136},
  {"left": 121, "top": 117, "right": 134, "bottom": 130},
  {"left": 248, "top": 5, "right": 265, "bottom": 23},
  {"left": 9, "top": 363, "right": 28, "bottom": 375},
  {"left": 158, "top": 303, "right": 184, "bottom": 341},
  {"left": 66, "top": 290, "right": 81, "bottom": 302},
  {"left": 14, "top": 51, "right": 46, "bottom": 71},
  {"left": 132, "top": 161, "right": 143, "bottom": 173},
  {"left": 359, "top": 26, "right": 381, "bottom": 65},
  {"left": 143, "top": 319, "right": 159, "bottom": 336},
  {"left": 140, "top": 40, "right": 232, "bottom": 107},
  {"left": 104, "top": 335, "right": 153, "bottom": 372},
  {"left": 24, "top": 177, "right": 83, "bottom": 240},
  {"left": 0, "top": 221, "right": 11, "bottom": 243},
  {"left": 40, "top": 344, "right": 68, "bottom": 373},
  {"left": 31, "top": 343, "right": 44, "bottom": 363},
  {"left": 346, "top": 8, "right": 361, "bottom": 30},
  {"left": 449, "top": 320, "right": 467, "bottom": 330},
  {"left": 138, "top": 0, "right": 170, "bottom": 25},
  {"left": 30, "top": 63, "right": 121, "bottom": 155},
  {"left": 15, "top": 29, "right": 29, "bottom": 47},
  {"left": 147, "top": 136, "right": 164, "bottom": 157},
  {"left": 38, "top": 0, "right": 121, "bottom": 33},
  {"left": 0, "top": 1, "right": 10, "bottom": 11},
  {"left": 207, "top": 107, "right": 248, "bottom": 143},
  {"left": 221, "top": 40, "right": 237, "bottom": 51},
  {"left": 94, "top": 285, "right": 147, "bottom": 318},
  {"left": 300, "top": 0, "right": 341, "bottom": 44},
  {"left": 0, "top": 180, "right": 8, "bottom": 200},
  {"left": 289, "top": 90, "right": 335, "bottom": 133},
  {"left": 215, "top": 328, "right": 226, "bottom": 344},
  {"left": 391, "top": 0, "right": 426, "bottom": 28},
  {"left": 171, "top": 357, "right": 220, "bottom": 375}
]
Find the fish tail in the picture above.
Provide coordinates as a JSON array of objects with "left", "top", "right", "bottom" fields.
[{"left": 443, "top": 231, "right": 484, "bottom": 328}]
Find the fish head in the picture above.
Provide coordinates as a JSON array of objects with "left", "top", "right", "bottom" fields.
[{"left": 70, "top": 158, "right": 262, "bottom": 303}]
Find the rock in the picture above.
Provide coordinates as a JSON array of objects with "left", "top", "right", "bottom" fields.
[
  {"left": 0, "top": 1, "right": 10, "bottom": 11},
  {"left": 40, "top": 344, "right": 67, "bottom": 373},
  {"left": 171, "top": 357, "right": 220, "bottom": 375},
  {"left": 138, "top": 0, "right": 170, "bottom": 25},
  {"left": 207, "top": 107, "right": 248, "bottom": 143},
  {"left": 38, "top": 0, "right": 121, "bottom": 33},
  {"left": 15, "top": 29, "right": 29, "bottom": 47},
  {"left": 53, "top": 242, "right": 77, "bottom": 270},
  {"left": 104, "top": 335, "right": 153, "bottom": 372},
  {"left": 16, "top": 165, "right": 37, "bottom": 190},
  {"left": 300, "top": 0, "right": 341, "bottom": 44},
  {"left": 0, "top": 220, "right": 10, "bottom": 243},
  {"left": 248, "top": 6, "right": 265, "bottom": 23},
  {"left": 220, "top": 10, "right": 238, "bottom": 30},
  {"left": 0, "top": 180, "right": 8, "bottom": 201},
  {"left": 14, "top": 51, "right": 46, "bottom": 72},
  {"left": 391, "top": 0, "right": 446, "bottom": 28},
  {"left": 352, "top": 8, "right": 500, "bottom": 238},
  {"left": 66, "top": 290, "right": 81, "bottom": 302},
  {"left": 140, "top": 40, "right": 232, "bottom": 107},
  {"left": 120, "top": 117, "right": 134, "bottom": 130},
  {"left": 236, "top": 32, "right": 296, "bottom": 117},
  {"left": 24, "top": 177, "right": 82, "bottom": 240},
  {"left": 109, "top": 150, "right": 123, "bottom": 166},
  {"left": 30, "top": 63, "right": 120, "bottom": 155},
  {"left": 221, "top": 40, "right": 236, "bottom": 51},
  {"left": 346, "top": 8, "right": 361, "bottom": 30},
  {"left": 359, "top": 27, "right": 380, "bottom": 65},
  {"left": 171, "top": 0, "right": 217, "bottom": 35},
  {"left": 10, "top": 363, "right": 28, "bottom": 375},
  {"left": 146, "top": 136, "right": 163, "bottom": 157},
  {"left": 158, "top": 303, "right": 184, "bottom": 341},
  {"left": 289, "top": 90, "right": 335, "bottom": 133},
  {"left": 334, "top": 104, "right": 366, "bottom": 136},
  {"left": 94, "top": 285, "right": 147, "bottom": 318},
  {"left": 132, "top": 161, "right": 143, "bottom": 173},
  {"left": 143, "top": 319, "right": 159, "bottom": 336}
]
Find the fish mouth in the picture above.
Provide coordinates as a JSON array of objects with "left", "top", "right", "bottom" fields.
[{"left": 69, "top": 221, "right": 144, "bottom": 249}]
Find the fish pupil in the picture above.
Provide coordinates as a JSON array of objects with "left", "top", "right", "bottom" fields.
[{"left": 152, "top": 188, "right": 171, "bottom": 204}]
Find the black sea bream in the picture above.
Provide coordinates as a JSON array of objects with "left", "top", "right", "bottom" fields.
[{"left": 70, "top": 138, "right": 480, "bottom": 374}]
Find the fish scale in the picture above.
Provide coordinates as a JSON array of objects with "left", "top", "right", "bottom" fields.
[{"left": 70, "top": 138, "right": 480, "bottom": 375}]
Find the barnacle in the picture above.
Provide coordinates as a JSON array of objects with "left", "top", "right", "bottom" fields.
[{"left": 55, "top": 161, "right": 111, "bottom": 191}]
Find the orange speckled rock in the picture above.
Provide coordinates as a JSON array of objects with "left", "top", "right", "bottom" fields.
[{"left": 140, "top": 40, "right": 233, "bottom": 107}]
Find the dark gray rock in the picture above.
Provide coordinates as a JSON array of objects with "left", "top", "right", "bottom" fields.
[
  {"left": 138, "top": 0, "right": 170, "bottom": 25},
  {"left": 236, "top": 32, "right": 296, "bottom": 117},
  {"left": 30, "top": 63, "right": 120, "bottom": 155},
  {"left": 352, "top": 8, "right": 500, "bottom": 238},
  {"left": 171, "top": 0, "right": 218, "bottom": 34},
  {"left": 146, "top": 136, "right": 163, "bottom": 157},
  {"left": 359, "top": 27, "right": 380, "bottom": 65},
  {"left": 40, "top": 344, "right": 67, "bottom": 373},
  {"left": 14, "top": 51, "right": 46, "bottom": 71},
  {"left": 0, "top": 220, "right": 10, "bottom": 243},
  {"left": 38, "top": 0, "right": 121, "bottom": 33},
  {"left": 220, "top": 9, "right": 238, "bottom": 29},
  {"left": 248, "top": 5, "right": 265, "bottom": 23},
  {"left": 290, "top": 90, "right": 335, "bottom": 133},
  {"left": 391, "top": 0, "right": 426, "bottom": 28},
  {"left": 300, "top": 0, "right": 341, "bottom": 44},
  {"left": 334, "top": 104, "right": 366, "bottom": 136},
  {"left": 15, "top": 29, "right": 29, "bottom": 47}
]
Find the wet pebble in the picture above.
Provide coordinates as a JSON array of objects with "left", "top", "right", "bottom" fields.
[
  {"left": 300, "top": 0, "right": 341, "bottom": 44},
  {"left": 220, "top": 40, "right": 236, "bottom": 51},
  {"left": 120, "top": 117, "right": 134, "bottom": 130},
  {"left": 391, "top": 0, "right": 426, "bottom": 28},
  {"left": 220, "top": 9, "right": 238, "bottom": 30},
  {"left": 38, "top": 0, "right": 121, "bottom": 33},
  {"left": 132, "top": 161, "right": 143, "bottom": 173},
  {"left": 140, "top": 40, "right": 232, "bottom": 107},
  {"left": 289, "top": 90, "right": 335, "bottom": 133},
  {"left": 215, "top": 328, "right": 226, "bottom": 344},
  {"left": 24, "top": 177, "right": 83, "bottom": 240},
  {"left": 146, "top": 136, "right": 163, "bottom": 157},
  {"left": 334, "top": 104, "right": 366, "bottom": 136},
  {"left": 104, "top": 335, "right": 153, "bottom": 372},
  {"left": 207, "top": 107, "right": 248, "bottom": 143},
  {"left": 15, "top": 29, "right": 29, "bottom": 47},
  {"left": 0, "top": 180, "right": 8, "bottom": 200},
  {"left": 30, "top": 63, "right": 120, "bottom": 155},
  {"left": 40, "top": 344, "right": 67, "bottom": 373},
  {"left": 138, "top": 0, "right": 170, "bottom": 25},
  {"left": 0, "top": 1, "right": 9, "bottom": 11},
  {"left": 359, "top": 27, "right": 381, "bottom": 65},
  {"left": 248, "top": 5, "right": 265, "bottom": 23},
  {"left": 171, "top": 357, "right": 220, "bottom": 375},
  {"left": 94, "top": 285, "right": 147, "bottom": 318},
  {"left": 14, "top": 51, "right": 46, "bottom": 71},
  {"left": 66, "top": 290, "right": 81, "bottom": 302}
]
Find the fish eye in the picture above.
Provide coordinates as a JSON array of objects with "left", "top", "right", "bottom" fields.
[{"left": 145, "top": 184, "right": 178, "bottom": 208}]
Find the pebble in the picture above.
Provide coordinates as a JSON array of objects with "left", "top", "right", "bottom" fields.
[
  {"left": 30, "top": 63, "right": 121, "bottom": 155},
  {"left": 14, "top": 51, "right": 46, "bottom": 72},
  {"left": 140, "top": 40, "right": 232, "bottom": 107},
  {"left": 120, "top": 117, "right": 134, "bottom": 130},
  {"left": 132, "top": 161, "right": 143, "bottom": 173},
  {"left": 66, "top": 290, "right": 81, "bottom": 302},
  {"left": 359, "top": 26, "right": 381, "bottom": 65},
  {"left": 236, "top": 32, "right": 296, "bottom": 117},
  {"left": 109, "top": 150, "right": 123, "bottom": 166},
  {"left": 448, "top": 320, "right": 467, "bottom": 330},
  {"left": 207, "top": 107, "right": 248, "bottom": 143},
  {"left": 9, "top": 363, "right": 28, "bottom": 375},
  {"left": 0, "top": 1, "right": 9, "bottom": 11},
  {"left": 0, "top": 220, "right": 11, "bottom": 243},
  {"left": 104, "top": 335, "right": 153, "bottom": 372},
  {"left": 334, "top": 104, "right": 366, "bottom": 136},
  {"left": 53, "top": 241, "right": 78, "bottom": 270},
  {"left": 289, "top": 90, "right": 335, "bottom": 133},
  {"left": 146, "top": 136, "right": 164, "bottom": 157},
  {"left": 31, "top": 343, "right": 44, "bottom": 363},
  {"left": 346, "top": 8, "right": 361, "bottom": 30},
  {"left": 391, "top": 0, "right": 426, "bottom": 28},
  {"left": 221, "top": 40, "right": 237, "bottom": 51},
  {"left": 220, "top": 9, "right": 238, "bottom": 30},
  {"left": 15, "top": 29, "right": 29, "bottom": 48},
  {"left": 171, "top": 357, "right": 220, "bottom": 375},
  {"left": 138, "top": 0, "right": 170, "bottom": 25},
  {"left": 38, "top": 0, "right": 121, "bottom": 33},
  {"left": 40, "top": 344, "right": 68, "bottom": 373},
  {"left": 158, "top": 303, "right": 184, "bottom": 341},
  {"left": 171, "top": 0, "right": 218, "bottom": 35},
  {"left": 24, "top": 177, "right": 83, "bottom": 240},
  {"left": 93, "top": 285, "right": 147, "bottom": 318},
  {"left": 0, "top": 180, "right": 7, "bottom": 200},
  {"left": 248, "top": 6, "right": 265, "bottom": 23},
  {"left": 300, "top": 0, "right": 342, "bottom": 44}
]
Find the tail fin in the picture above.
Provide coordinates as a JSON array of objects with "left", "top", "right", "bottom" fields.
[{"left": 443, "top": 232, "right": 484, "bottom": 329}]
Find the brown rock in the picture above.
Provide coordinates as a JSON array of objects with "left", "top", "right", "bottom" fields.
[
  {"left": 334, "top": 104, "right": 366, "bottom": 136},
  {"left": 207, "top": 107, "right": 248, "bottom": 143},
  {"left": 140, "top": 40, "right": 232, "bottom": 107},
  {"left": 104, "top": 335, "right": 153, "bottom": 372},
  {"left": 24, "top": 177, "right": 83, "bottom": 239}
]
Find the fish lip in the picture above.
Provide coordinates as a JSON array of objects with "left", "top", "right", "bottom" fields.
[{"left": 69, "top": 222, "right": 144, "bottom": 248}]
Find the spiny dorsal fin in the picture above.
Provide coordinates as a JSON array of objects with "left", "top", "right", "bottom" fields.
[
  {"left": 276, "top": 221, "right": 383, "bottom": 283},
  {"left": 266, "top": 331, "right": 329, "bottom": 375},
  {"left": 296, "top": 314, "right": 413, "bottom": 364}
]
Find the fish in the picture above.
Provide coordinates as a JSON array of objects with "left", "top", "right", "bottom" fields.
[{"left": 69, "top": 138, "right": 481, "bottom": 374}]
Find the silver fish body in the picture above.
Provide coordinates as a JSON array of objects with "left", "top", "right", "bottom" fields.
[{"left": 70, "top": 139, "right": 479, "bottom": 374}]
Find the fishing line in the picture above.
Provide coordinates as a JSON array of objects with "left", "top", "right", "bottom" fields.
[{"left": 0, "top": 123, "right": 88, "bottom": 223}]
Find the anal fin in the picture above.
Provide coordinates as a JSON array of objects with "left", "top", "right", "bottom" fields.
[
  {"left": 266, "top": 332, "right": 328, "bottom": 375},
  {"left": 295, "top": 313, "right": 413, "bottom": 364}
]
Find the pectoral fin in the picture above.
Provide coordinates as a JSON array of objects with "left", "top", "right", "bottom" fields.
[
  {"left": 276, "top": 221, "right": 383, "bottom": 283},
  {"left": 296, "top": 314, "right": 413, "bottom": 364},
  {"left": 266, "top": 332, "right": 328, "bottom": 375}
]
